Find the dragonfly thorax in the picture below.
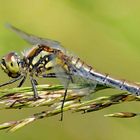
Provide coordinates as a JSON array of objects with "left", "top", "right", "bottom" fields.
[{"left": 0, "top": 52, "right": 21, "bottom": 78}]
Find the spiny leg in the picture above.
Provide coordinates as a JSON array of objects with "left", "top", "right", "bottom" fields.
[
  {"left": 30, "top": 76, "right": 38, "bottom": 99},
  {"left": 10, "top": 98, "right": 26, "bottom": 108},
  {"left": 0, "top": 75, "right": 23, "bottom": 87},
  {"left": 37, "top": 73, "right": 70, "bottom": 79},
  {"left": 0, "top": 75, "right": 25, "bottom": 108},
  {"left": 37, "top": 73, "right": 57, "bottom": 78},
  {"left": 30, "top": 76, "right": 39, "bottom": 99},
  {"left": 39, "top": 73, "right": 71, "bottom": 121},
  {"left": 10, "top": 77, "right": 39, "bottom": 107},
  {"left": 60, "top": 78, "right": 70, "bottom": 121},
  {"left": 33, "top": 79, "right": 38, "bottom": 85},
  {"left": 37, "top": 72, "right": 71, "bottom": 120},
  {"left": 18, "top": 75, "right": 38, "bottom": 88},
  {"left": 17, "top": 76, "right": 26, "bottom": 87}
]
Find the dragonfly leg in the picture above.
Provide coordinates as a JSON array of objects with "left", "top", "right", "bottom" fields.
[
  {"left": 17, "top": 76, "right": 26, "bottom": 87},
  {"left": 30, "top": 76, "right": 40, "bottom": 99},
  {"left": 37, "top": 73, "right": 71, "bottom": 79},
  {"left": 60, "top": 78, "right": 70, "bottom": 121},
  {"left": 37, "top": 72, "right": 71, "bottom": 120},
  {"left": 0, "top": 75, "right": 23, "bottom": 87},
  {"left": 37, "top": 73, "right": 57, "bottom": 78},
  {"left": 10, "top": 98, "right": 26, "bottom": 108},
  {"left": 33, "top": 79, "right": 38, "bottom": 85}
]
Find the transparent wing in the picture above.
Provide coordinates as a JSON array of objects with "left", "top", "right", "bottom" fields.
[
  {"left": 6, "top": 24, "right": 64, "bottom": 51},
  {"left": 6, "top": 24, "right": 97, "bottom": 93},
  {"left": 69, "top": 66, "right": 98, "bottom": 93},
  {"left": 51, "top": 57, "right": 70, "bottom": 89},
  {"left": 52, "top": 57, "right": 98, "bottom": 95}
]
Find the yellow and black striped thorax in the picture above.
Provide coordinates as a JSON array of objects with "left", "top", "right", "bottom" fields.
[
  {"left": 0, "top": 45, "right": 67, "bottom": 78},
  {"left": 22, "top": 45, "right": 57, "bottom": 74}
]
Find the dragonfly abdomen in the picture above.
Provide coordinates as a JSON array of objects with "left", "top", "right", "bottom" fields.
[
  {"left": 89, "top": 69, "right": 140, "bottom": 95},
  {"left": 69, "top": 56, "right": 140, "bottom": 95}
]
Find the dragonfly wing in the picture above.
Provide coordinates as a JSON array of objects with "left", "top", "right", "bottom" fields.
[
  {"left": 52, "top": 60, "right": 70, "bottom": 89},
  {"left": 52, "top": 58, "right": 98, "bottom": 95},
  {"left": 6, "top": 24, "right": 64, "bottom": 51},
  {"left": 68, "top": 62, "right": 99, "bottom": 95},
  {"left": 71, "top": 74, "right": 97, "bottom": 93}
]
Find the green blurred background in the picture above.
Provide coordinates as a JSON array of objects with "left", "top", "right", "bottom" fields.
[{"left": 0, "top": 0, "right": 140, "bottom": 139}]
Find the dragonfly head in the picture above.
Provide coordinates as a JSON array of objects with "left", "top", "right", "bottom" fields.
[{"left": 0, "top": 52, "right": 21, "bottom": 78}]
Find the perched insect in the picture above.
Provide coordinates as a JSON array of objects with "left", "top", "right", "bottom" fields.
[
  {"left": 1, "top": 24, "right": 140, "bottom": 120},
  {"left": 0, "top": 45, "right": 59, "bottom": 98}
]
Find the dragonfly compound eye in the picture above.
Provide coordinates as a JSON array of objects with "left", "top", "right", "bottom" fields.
[{"left": 0, "top": 52, "right": 21, "bottom": 78}]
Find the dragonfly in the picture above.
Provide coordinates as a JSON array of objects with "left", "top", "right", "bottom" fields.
[{"left": 0, "top": 24, "right": 140, "bottom": 120}]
